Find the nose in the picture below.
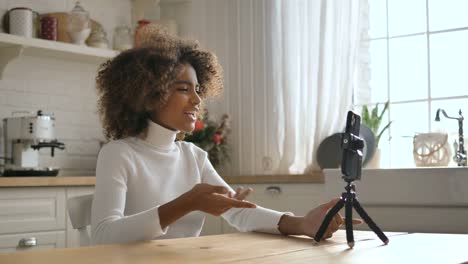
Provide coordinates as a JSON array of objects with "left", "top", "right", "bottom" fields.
[{"left": 191, "top": 90, "right": 201, "bottom": 105}]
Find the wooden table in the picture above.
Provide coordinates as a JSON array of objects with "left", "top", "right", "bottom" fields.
[{"left": 1, "top": 230, "right": 467, "bottom": 263}]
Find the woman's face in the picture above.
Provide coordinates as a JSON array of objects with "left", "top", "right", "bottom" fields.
[{"left": 150, "top": 63, "right": 201, "bottom": 133}]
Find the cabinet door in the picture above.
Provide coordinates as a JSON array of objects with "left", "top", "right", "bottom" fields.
[
  {"left": 0, "top": 231, "right": 65, "bottom": 253},
  {"left": 0, "top": 187, "right": 66, "bottom": 234},
  {"left": 66, "top": 187, "right": 94, "bottom": 248},
  {"left": 229, "top": 184, "right": 324, "bottom": 214}
]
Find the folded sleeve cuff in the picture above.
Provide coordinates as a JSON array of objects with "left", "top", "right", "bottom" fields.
[{"left": 222, "top": 206, "right": 294, "bottom": 234}]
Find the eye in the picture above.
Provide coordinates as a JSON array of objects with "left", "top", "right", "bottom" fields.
[
  {"left": 176, "top": 86, "right": 189, "bottom": 92},
  {"left": 195, "top": 86, "right": 201, "bottom": 94}
]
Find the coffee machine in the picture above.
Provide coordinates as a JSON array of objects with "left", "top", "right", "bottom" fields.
[{"left": 2, "top": 110, "right": 65, "bottom": 176}]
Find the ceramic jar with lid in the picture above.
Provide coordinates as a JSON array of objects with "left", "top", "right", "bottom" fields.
[
  {"left": 40, "top": 16, "right": 57, "bottom": 40},
  {"left": 9, "top": 7, "right": 33, "bottom": 37}
]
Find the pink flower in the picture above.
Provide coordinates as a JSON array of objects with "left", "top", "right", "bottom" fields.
[
  {"left": 194, "top": 120, "right": 204, "bottom": 131},
  {"left": 214, "top": 134, "right": 222, "bottom": 144}
]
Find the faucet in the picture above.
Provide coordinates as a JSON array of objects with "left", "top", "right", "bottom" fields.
[{"left": 435, "top": 109, "right": 466, "bottom": 166}]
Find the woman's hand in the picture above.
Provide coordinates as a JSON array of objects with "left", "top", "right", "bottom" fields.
[
  {"left": 301, "top": 198, "right": 344, "bottom": 239},
  {"left": 278, "top": 198, "right": 362, "bottom": 240},
  {"left": 227, "top": 186, "right": 253, "bottom": 200},
  {"left": 187, "top": 183, "right": 256, "bottom": 216}
]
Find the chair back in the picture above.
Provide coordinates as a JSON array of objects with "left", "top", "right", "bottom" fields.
[{"left": 67, "top": 194, "right": 93, "bottom": 246}]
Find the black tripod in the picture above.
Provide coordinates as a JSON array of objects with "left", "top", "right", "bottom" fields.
[
  {"left": 314, "top": 111, "right": 389, "bottom": 248},
  {"left": 313, "top": 180, "right": 389, "bottom": 248}
]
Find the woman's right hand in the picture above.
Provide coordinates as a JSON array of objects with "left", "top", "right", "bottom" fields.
[
  {"left": 228, "top": 186, "right": 253, "bottom": 201},
  {"left": 187, "top": 183, "right": 256, "bottom": 216}
]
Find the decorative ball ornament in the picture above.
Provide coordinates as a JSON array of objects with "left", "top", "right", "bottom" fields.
[{"left": 413, "top": 133, "right": 451, "bottom": 167}]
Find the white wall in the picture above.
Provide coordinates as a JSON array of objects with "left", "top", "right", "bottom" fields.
[{"left": 0, "top": 0, "right": 132, "bottom": 176}]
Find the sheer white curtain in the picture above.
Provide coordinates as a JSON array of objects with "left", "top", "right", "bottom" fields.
[
  {"left": 266, "top": 0, "right": 366, "bottom": 173},
  {"left": 186, "top": 0, "right": 367, "bottom": 175}
]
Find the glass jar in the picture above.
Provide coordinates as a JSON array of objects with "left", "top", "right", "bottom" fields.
[
  {"left": 113, "top": 25, "right": 132, "bottom": 51},
  {"left": 67, "top": 1, "right": 90, "bottom": 45}
]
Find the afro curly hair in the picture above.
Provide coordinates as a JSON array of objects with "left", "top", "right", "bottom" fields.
[{"left": 95, "top": 26, "right": 223, "bottom": 140}]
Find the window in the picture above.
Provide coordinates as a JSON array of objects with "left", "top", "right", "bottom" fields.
[{"left": 356, "top": 0, "right": 468, "bottom": 168}]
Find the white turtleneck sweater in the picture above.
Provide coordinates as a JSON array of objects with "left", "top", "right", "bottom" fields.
[{"left": 91, "top": 120, "right": 289, "bottom": 245}]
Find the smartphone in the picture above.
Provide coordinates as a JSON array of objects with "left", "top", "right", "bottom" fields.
[{"left": 341, "top": 111, "right": 363, "bottom": 181}]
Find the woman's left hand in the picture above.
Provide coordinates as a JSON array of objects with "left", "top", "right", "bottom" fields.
[
  {"left": 299, "top": 198, "right": 343, "bottom": 239},
  {"left": 278, "top": 198, "right": 363, "bottom": 240},
  {"left": 300, "top": 198, "right": 363, "bottom": 240}
]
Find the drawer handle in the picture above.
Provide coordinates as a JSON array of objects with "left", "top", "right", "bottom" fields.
[
  {"left": 266, "top": 186, "right": 282, "bottom": 195},
  {"left": 18, "top": 237, "right": 37, "bottom": 247}
]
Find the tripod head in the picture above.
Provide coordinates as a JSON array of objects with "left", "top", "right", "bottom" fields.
[{"left": 341, "top": 111, "right": 364, "bottom": 182}]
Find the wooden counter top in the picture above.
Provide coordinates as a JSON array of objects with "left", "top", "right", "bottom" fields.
[
  {"left": 0, "top": 171, "right": 323, "bottom": 187},
  {"left": 224, "top": 172, "right": 324, "bottom": 184},
  {"left": 1, "top": 230, "right": 467, "bottom": 263},
  {"left": 0, "top": 176, "right": 96, "bottom": 187}
]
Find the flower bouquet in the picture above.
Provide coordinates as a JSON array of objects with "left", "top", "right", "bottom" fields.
[{"left": 183, "top": 109, "right": 231, "bottom": 169}]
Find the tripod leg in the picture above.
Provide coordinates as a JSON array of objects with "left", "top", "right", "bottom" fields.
[
  {"left": 353, "top": 198, "right": 389, "bottom": 245},
  {"left": 314, "top": 198, "right": 345, "bottom": 243},
  {"left": 345, "top": 195, "right": 354, "bottom": 248}
]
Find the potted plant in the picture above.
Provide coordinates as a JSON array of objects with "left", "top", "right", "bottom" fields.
[
  {"left": 362, "top": 101, "right": 392, "bottom": 168},
  {"left": 182, "top": 109, "right": 232, "bottom": 170}
]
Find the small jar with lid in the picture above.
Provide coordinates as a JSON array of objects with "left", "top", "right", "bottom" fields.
[{"left": 113, "top": 25, "right": 132, "bottom": 51}]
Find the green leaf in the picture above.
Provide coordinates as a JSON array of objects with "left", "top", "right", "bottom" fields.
[
  {"left": 361, "top": 101, "right": 393, "bottom": 147},
  {"left": 376, "top": 120, "right": 393, "bottom": 146},
  {"left": 362, "top": 105, "right": 370, "bottom": 125}
]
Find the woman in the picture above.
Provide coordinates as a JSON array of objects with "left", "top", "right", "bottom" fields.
[{"left": 91, "top": 29, "right": 354, "bottom": 245}]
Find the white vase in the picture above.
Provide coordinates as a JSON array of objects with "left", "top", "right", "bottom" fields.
[{"left": 366, "top": 148, "right": 381, "bottom": 169}]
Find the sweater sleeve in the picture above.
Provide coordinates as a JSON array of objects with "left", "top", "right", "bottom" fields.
[
  {"left": 199, "top": 153, "right": 293, "bottom": 234},
  {"left": 91, "top": 142, "right": 167, "bottom": 245}
]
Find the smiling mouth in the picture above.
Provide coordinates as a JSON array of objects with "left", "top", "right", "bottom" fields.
[{"left": 184, "top": 112, "right": 196, "bottom": 120}]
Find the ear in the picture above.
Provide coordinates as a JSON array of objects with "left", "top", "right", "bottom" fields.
[
  {"left": 144, "top": 101, "right": 154, "bottom": 112},
  {"left": 143, "top": 96, "right": 159, "bottom": 112}
]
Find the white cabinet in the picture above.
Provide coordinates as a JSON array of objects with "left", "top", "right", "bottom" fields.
[
  {"left": 201, "top": 183, "right": 325, "bottom": 235},
  {"left": 0, "top": 185, "right": 94, "bottom": 252},
  {"left": 0, "top": 231, "right": 65, "bottom": 253},
  {"left": 0, "top": 188, "right": 66, "bottom": 234}
]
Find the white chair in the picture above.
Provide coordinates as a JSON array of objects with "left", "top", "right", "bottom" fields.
[{"left": 67, "top": 194, "right": 93, "bottom": 247}]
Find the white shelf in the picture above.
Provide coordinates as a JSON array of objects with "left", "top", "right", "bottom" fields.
[{"left": 0, "top": 32, "right": 119, "bottom": 78}]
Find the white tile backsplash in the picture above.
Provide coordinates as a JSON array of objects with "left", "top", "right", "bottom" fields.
[{"left": 0, "top": 0, "right": 132, "bottom": 176}]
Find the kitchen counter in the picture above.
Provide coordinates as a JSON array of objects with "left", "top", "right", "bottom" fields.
[
  {"left": 323, "top": 167, "right": 468, "bottom": 234},
  {"left": 323, "top": 167, "right": 468, "bottom": 206},
  {"left": 0, "top": 172, "right": 324, "bottom": 187},
  {"left": 0, "top": 176, "right": 96, "bottom": 187},
  {"left": 1, "top": 230, "right": 467, "bottom": 263}
]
